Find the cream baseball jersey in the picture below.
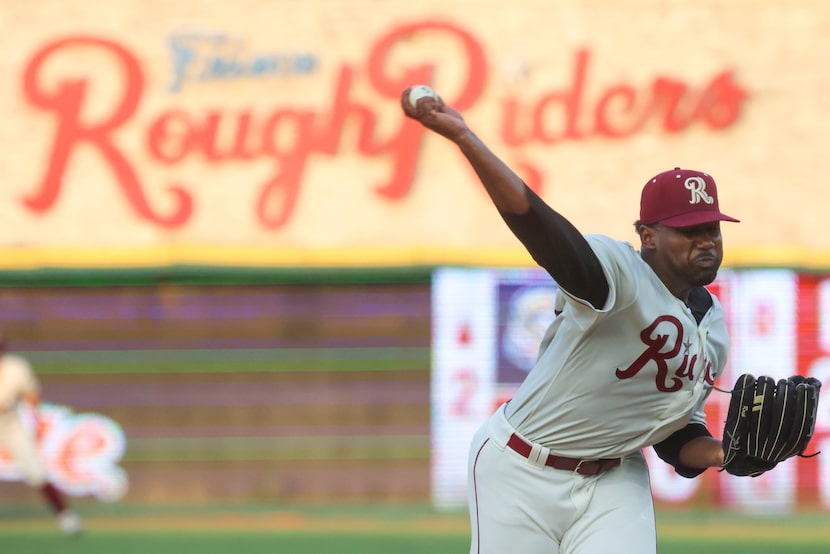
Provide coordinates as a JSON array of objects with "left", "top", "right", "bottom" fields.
[
  {"left": 0, "top": 354, "right": 39, "bottom": 414},
  {"left": 503, "top": 234, "right": 728, "bottom": 460}
]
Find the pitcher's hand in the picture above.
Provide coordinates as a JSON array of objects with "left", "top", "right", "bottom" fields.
[{"left": 400, "top": 86, "right": 470, "bottom": 143}]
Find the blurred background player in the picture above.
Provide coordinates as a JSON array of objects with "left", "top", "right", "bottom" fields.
[{"left": 0, "top": 331, "right": 82, "bottom": 536}]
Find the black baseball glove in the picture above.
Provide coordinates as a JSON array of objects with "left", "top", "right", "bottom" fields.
[{"left": 721, "top": 373, "right": 822, "bottom": 477}]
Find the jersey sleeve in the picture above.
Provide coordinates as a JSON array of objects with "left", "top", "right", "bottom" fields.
[
  {"left": 9, "top": 355, "right": 40, "bottom": 399},
  {"left": 554, "top": 235, "right": 641, "bottom": 328},
  {"left": 652, "top": 422, "right": 713, "bottom": 478},
  {"left": 498, "top": 186, "right": 609, "bottom": 309},
  {"left": 653, "top": 378, "right": 719, "bottom": 478}
]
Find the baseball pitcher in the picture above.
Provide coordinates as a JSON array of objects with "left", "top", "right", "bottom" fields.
[{"left": 401, "top": 86, "right": 820, "bottom": 554}]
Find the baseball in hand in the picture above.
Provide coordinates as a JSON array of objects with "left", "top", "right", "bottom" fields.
[{"left": 408, "top": 85, "right": 439, "bottom": 107}]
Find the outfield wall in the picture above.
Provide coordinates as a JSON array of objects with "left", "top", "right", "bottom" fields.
[
  {"left": 0, "top": 268, "right": 828, "bottom": 515},
  {"left": 0, "top": 276, "right": 432, "bottom": 506}
]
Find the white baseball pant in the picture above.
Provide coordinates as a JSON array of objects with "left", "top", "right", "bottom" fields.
[{"left": 467, "top": 403, "right": 657, "bottom": 554}]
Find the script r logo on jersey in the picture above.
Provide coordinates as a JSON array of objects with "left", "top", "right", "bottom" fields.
[
  {"left": 685, "top": 177, "right": 715, "bottom": 205},
  {"left": 615, "top": 316, "right": 717, "bottom": 392}
]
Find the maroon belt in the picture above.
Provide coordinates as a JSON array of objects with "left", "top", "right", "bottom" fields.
[{"left": 507, "top": 434, "right": 621, "bottom": 476}]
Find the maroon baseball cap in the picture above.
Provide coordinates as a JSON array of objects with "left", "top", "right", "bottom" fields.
[{"left": 640, "top": 167, "right": 739, "bottom": 228}]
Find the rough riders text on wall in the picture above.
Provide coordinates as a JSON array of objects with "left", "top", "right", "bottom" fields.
[{"left": 21, "top": 21, "right": 749, "bottom": 229}]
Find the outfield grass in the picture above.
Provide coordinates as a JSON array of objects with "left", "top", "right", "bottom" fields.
[
  {"left": 2, "top": 529, "right": 828, "bottom": 554},
  {"left": 1, "top": 505, "right": 828, "bottom": 554}
]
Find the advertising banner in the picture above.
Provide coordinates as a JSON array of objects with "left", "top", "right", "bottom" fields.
[
  {"left": 431, "top": 267, "right": 830, "bottom": 512},
  {"left": 2, "top": 1, "right": 830, "bottom": 268}
]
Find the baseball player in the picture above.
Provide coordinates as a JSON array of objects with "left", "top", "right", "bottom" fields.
[
  {"left": 0, "top": 332, "right": 82, "bottom": 536},
  {"left": 402, "top": 88, "right": 737, "bottom": 553}
]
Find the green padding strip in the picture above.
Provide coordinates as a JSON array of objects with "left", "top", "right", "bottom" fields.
[
  {"left": 25, "top": 347, "right": 429, "bottom": 374},
  {"left": 127, "top": 435, "right": 430, "bottom": 451},
  {"left": 25, "top": 347, "right": 430, "bottom": 364},
  {"left": 122, "top": 446, "right": 430, "bottom": 463},
  {"left": 0, "top": 265, "right": 435, "bottom": 287},
  {"left": 30, "top": 357, "right": 428, "bottom": 374}
]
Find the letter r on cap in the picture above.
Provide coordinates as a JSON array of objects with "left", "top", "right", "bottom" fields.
[{"left": 685, "top": 177, "right": 714, "bottom": 205}]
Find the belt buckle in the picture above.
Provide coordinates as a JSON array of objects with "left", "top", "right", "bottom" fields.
[{"left": 574, "top": 459, "right": 585, "bottom": 474}]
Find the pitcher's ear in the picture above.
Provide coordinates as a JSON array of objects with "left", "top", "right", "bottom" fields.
[{"left": 639, "top": 224, "right": 657, "bottom": 250}]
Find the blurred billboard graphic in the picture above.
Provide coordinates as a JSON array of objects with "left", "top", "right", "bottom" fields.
[
  {"left": 1, "top": 1, "right": 829, "bottom": 269},
  {"left": 0, "top": 403, "right": 128, "bottom": 503},
  {"left": 431, "top": 267, "right": 830, "bottom": 513}
]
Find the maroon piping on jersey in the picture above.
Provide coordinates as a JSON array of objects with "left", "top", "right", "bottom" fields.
[{"left": 471, "top": 437, "right": 488, "bottom": 553}]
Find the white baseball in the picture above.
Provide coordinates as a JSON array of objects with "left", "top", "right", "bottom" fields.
[{"left": 409, "top": 85, "right": 439, "bottom": 107}]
